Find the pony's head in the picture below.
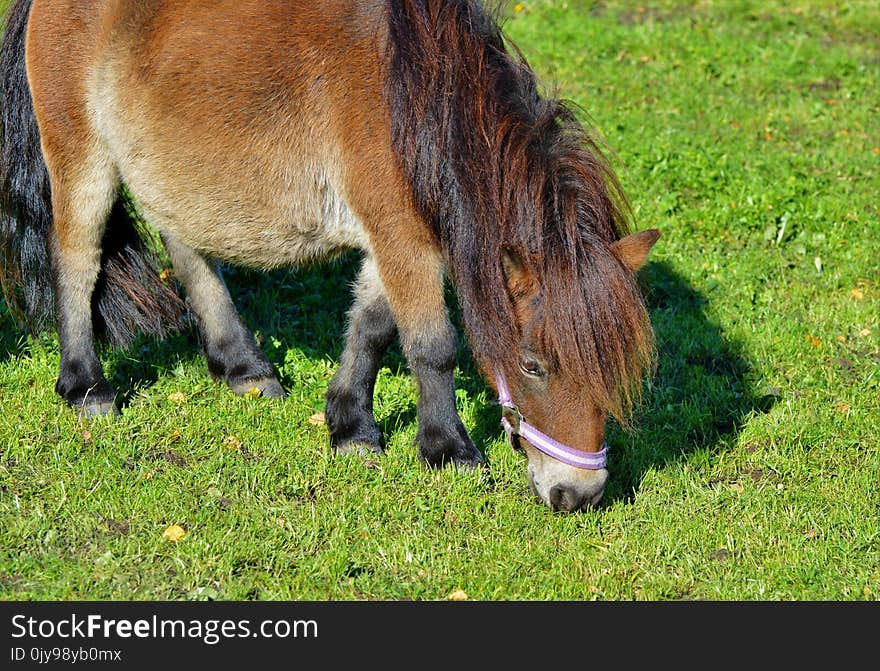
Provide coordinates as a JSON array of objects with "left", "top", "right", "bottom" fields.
[
  {"left": 492, "top": 229, "right": 659, "bottom": 512},
  {"left": 384, "top": 0, "right": 660, "bottom": 510}
]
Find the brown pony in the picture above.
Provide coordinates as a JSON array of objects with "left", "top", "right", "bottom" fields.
[{"left": 0, "top": 0, "right": 659, "bottom": 511}]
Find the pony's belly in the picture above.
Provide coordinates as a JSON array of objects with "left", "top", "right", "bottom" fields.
[
  {"left": 90, "top": 61, "right": 371, "bottom": 268},
  {"left": 134, "top": 175, "right": 370, "bottom": 269},
  {"left": 224, "top": 189, "right": 371, "bottom": 267}
]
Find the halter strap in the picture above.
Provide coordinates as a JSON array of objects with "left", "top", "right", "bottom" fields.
[{"left": 495, "top": 370, "right": 608, "bottom": 470}]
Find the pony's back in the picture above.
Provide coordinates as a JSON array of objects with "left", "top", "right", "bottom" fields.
[{"left": 23, "top": 0, "right": 398, "bottom": 269}]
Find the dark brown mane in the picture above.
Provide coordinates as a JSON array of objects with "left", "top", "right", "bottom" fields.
[{"left": 384, "top": 0, "right": 654, "bottom": 420}]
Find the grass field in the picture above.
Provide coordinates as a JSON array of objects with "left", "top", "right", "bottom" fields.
[{"left": 1, "top": 0, "right": 878, "bottom": 601}]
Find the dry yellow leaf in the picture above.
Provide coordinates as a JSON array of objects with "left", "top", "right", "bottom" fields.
[
  {"left": 244, "top": 386, "right": 262, "bottom": 399},
  {"left": 835, "top": 403, "right": 851, "bottom": 414},
  {"left": 162, "top": 524, "right": 186, "bottom": 542},
  {"left": 806, "top": 335, "right": 822, "bottom": 348},
  {"left": 447, "top": 589, "right": 469, "bottom": 601},
  {"left": 850, "top": 288, "right": 864, "bottom": 300},
  {"left": 728, "top": 482, "right": 744, "bottom": 494},
  {"left": 143, "top": 471, "right": 153, "bottom": 481},
  {"left": 81, "top": 430, "right": 92, "bottom": 442},
  {"left": 167, "top": 391, "right": 187, "bottom": 404},
  {"left": 836, "top": 335, "right": 846, "bottom": 343},
  {"left": 224, "top": 435, "right": 242, "bottom": 450},
  {"left": 858, "top": 328, "right": 871, "bottom": 338},
  {"left": 308, "top": 412, "right": 326, "bottom": 427}
]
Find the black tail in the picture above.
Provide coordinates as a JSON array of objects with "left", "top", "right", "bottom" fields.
[
  {"left": 0, "top": 0, "right": 52, "bottom": 332},
  {"left": 0, "top": 0, "right": 186, "bottom": 347}
]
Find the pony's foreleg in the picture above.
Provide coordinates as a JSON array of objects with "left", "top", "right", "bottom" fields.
[
  {"left": 50, "top": 164, "right": 119, "bottom": 416},
  {"left": 160, "top": 235, "right": 285, "bottom": 398},
  {"left": 325, "top": 257, "right": 397, "bottom": 455},
  {"left": 373, "top": 245, "right": 484, "bottom": 469}
]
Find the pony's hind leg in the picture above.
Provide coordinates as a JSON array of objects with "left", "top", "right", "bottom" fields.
[
  {"left": 160, "top": 235, "right": 285, "bottom": 398},
  {"left": 325, "top": 256, "right": 398, "bottom": 455},
  {"left": 50, "top": 158, "right": 120, "bottom": 416}
]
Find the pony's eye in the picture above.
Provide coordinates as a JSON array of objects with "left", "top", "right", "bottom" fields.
[{"left": 519, "top": 358, "right": 543, "bottom": 377}]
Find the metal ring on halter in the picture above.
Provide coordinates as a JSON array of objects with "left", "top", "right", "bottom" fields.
[{"left": 495, "top": 369, "right": 608, "bottom": 470}]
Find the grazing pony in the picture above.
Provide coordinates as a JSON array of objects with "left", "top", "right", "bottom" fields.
[{"left": 0, "top": 0, "right": 659, "bottom": 511}]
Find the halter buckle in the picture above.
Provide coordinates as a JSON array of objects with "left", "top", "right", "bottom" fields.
[{"left": 501, "top": 404, "right": 522, "bottom": 434}]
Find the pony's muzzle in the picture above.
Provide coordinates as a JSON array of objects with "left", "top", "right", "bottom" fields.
[
  {"left": 528, "top": 460, "right": 609, "bottom": 513},
  {"left": 548, "top": 478, "right": 607, "bottom": 512}
]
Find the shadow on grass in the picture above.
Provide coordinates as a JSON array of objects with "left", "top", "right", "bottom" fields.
[
  {"left": 439, "top": 259, "right": 773, "bottom": 506},
  {"left": 597, "top": 260, "right": 775, "bottom": 505},
  {"left": 104, "top": 253, "right": 367, "bottom": 408},
  {"left": 3, "top": 251, "right": 773, "bottom": 507},
  {"left": 0, "top": 250, "right": 415, "bottom": 433},
  {"left": 0, "top": 308, "right": 26, "bottom": 362}
]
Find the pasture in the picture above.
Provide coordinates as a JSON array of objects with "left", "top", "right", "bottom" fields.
[{"left": 1, "top": 0, "right": 878, "bottom": 601}]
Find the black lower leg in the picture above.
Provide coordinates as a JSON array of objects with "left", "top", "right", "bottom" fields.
[
  {"left": 406, "top": 325, "right": 483, "bottom": 469},
  {"left": 162, "top": 236, "right": 283, "bottom": 398},
  {"left": 55, "top": 280, "right": 117, "bottom": 416},
  {"left": 199, "top": 318, "right": 282, "bottom": 397},
  {"left": 325, "top": 289, "right": 397, "bottom": 455},
  {"left": 55, "top": 344, "right": 117, "bottom": 416}
]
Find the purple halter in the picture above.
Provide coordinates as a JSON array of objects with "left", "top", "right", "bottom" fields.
[{"left": 495, "top": 370, "right": 608, "bottom": 470}]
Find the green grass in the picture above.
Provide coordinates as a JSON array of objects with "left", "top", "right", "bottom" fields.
[{"left": 2, "top": 0, "right": 878, "bottom": 601}]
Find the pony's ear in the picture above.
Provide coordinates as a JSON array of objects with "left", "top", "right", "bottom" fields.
[
  {"left": 613, "top": 229, "right": 660, "bottom": 271},
  {"left": 501, "top": 250, "right": 537, "bottom": 303}
]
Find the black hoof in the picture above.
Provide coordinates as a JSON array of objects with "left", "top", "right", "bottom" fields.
[
  {"left": 230, "top": 377, "right": 286, "bottom": 399},
  {"left": 328, "top": 421, "right": 385, "bottom": 457},
  {"left": 417, "top": 425, "right": 485, "bottom": 469},
  {"left": 325, "top": 388, "right": 385, "bottom": 457},
  {"left": 78, "top": 400, "right": 120, "bottom": 418},
  {"left": 57, "top": 374, "right": 118, "bottom": 418},
  {"left": 334, "top": 440, "right": 384, "bottom": 457}
]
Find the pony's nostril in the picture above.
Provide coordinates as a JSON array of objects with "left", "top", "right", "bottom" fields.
[
  {"left": 549, "top": 484, "right": 604, "bottom": 512},
  {"left": 549, "top": 486, "right": 579, "bottom": 512}
]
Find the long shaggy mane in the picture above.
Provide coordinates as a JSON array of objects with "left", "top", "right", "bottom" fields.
[{"left": 384, "top": 0, "right": 654, "bottom": 420}]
